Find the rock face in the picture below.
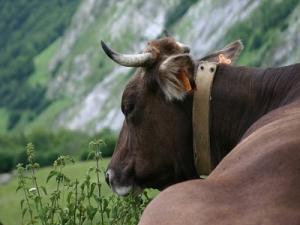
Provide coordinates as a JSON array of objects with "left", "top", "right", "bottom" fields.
[
  {"left": 39, "top": 0, "right": 300, "bottom": 133},
  {"left": 48, "top": 0, "right": 180, "bottom": 133},
  {"left": 174, "top": 0, "right": 260, "bottom": 57}
]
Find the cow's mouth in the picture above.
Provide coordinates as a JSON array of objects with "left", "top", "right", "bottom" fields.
[
  {"left": 111, "top": 182, "right": 143, "bottom": 196},
  {"left": 111, "top": 177, "right": 174, "bottom": 196},
  {"left": 107, "top": 168, "right": 175, "bottom": 195},
  {"left": 110, "top": 178, "right": 170, "bottom": 196}
]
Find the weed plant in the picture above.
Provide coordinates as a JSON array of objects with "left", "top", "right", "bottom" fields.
[{"left": 17, "top": 141, "right": 152, "bottom": 225}]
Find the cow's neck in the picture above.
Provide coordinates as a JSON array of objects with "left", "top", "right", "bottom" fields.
[{"left": 209, "top": 64, "right": 296, "bottom": 167}]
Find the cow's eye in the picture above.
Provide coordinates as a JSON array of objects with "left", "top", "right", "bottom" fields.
[{"left": 122, "top": 102, "right": 135, "bottom": 116}]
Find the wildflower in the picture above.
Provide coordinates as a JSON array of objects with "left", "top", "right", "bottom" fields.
[{"left": 29, "top": 187, "right": 37, "bottom": 194}]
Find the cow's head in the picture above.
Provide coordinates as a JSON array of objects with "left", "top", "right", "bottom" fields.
[{"left": 101, "top": 37, "right": 243, "bottom": 196}]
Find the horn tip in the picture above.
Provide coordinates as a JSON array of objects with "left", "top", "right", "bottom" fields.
[
  {"left": 100, "top": 40, "right": 106, "bottom": 50},
  {"left": 100, "top": 40, "right": 115, "bottom": 59}
]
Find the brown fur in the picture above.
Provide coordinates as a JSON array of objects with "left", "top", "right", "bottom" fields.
[
  {"left": 210, "top": 63, "right": 300, "bottom": 166},
  {"left": 139, "top": 100, "right": 300, "bottom": 225},
  {"left": 106, "top": 38, "right": 243, "bottom": 191},
  {"left": 107, "top": 38, "right": 197, "bottom": 191},
  {"left": 137, "top": 63, "right": 300, "bottom": 225},
  {"left": 105, "top": 37, "right": 300, "bottom": 223}
]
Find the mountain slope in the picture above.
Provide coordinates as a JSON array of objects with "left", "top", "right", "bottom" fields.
[
  {"left": 11, "top": 0, "right": 300, "bottom": 134},
  {"left": 0, "top": 0, "right": 80, "bottom": 131}
]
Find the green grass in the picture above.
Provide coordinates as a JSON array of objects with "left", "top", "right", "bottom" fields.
[
  {"left": 0, "top": 161, "right": 104, "bottom": 225},
  {"left": 0, "top": 159, "right": 158, "bottom": 225}
]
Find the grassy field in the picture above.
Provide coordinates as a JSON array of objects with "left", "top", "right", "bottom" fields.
[{"left": 0, "top": 159, "right": 158, "bottom": 225}]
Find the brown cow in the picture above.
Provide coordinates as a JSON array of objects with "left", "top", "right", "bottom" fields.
[
  {"left": 101, "top": 37, "right": 244, "bottom": 195},
  {"left": 101, "top": 37, "right": 300, "bottom": 224}
]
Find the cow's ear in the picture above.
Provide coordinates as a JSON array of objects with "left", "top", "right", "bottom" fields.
[
  {"left": 199, "top": 40, "right": 244, "bottom": 64},
  {"left": 158, "top": 54, "right": 195, "bottom": 101}
]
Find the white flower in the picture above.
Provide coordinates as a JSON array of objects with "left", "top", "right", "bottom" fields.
[{"left": 28, "top": 187, "right": 37, "bottom": 193}]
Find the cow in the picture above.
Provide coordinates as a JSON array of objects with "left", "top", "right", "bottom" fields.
[
  {"left": 101, "top": 37, "right": 300, "bottom": 224},
  {"left": 101, "top": 37, "right": 244, "bottom": 195}
]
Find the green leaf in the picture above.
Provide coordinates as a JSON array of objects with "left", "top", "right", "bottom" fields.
[
  {"left": 89, "top": 182, "right": 96, "bottom": 197},
  {"left": 80, "top": 183, "right": 85, "bottom": 191},
  {"left": 87, "top": 152, "right": 95, "bottom": 160},
  {"left": 67, "top": 191, "right": 73, "bottom": 204},
  {"left": 103, "top": 198, "right": 109, "bottom": 210},
  {"left": 22, "top": 208, "right": 27, "bottom": 217},
  {"left": 69, "top": 157, "right": 75, "bottom": 164},
  {"left": 87, "top": 205, "right": 97, "bottom": 221},
  {"left": 46, "top": 170, "right": 58, "bottom": 183},
  {"left": 63, "top": 174, "right": 71, "bottom": 184},
  {"left": 105, "top": 208, "right": 110, "bottom": 218},
  {"left": 16, "top": 185, "right": 22, "bottom": 192},
  {"left": 34, "top": 195, "right": 41, "bottom": 204},
  {"left": 41, "top": 186, "right": 48, "bottom": 195},
  {"left": 88, "top": 167, "right": 95, "bottom": 173},
  {"left": 33, "top": 162, "right": 40, "bottom": 169},
  {"left": 20, "top": 199, "right": 25, "bottom": 209}
]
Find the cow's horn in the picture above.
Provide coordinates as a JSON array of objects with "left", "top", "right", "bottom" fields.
[
  {"left": 177, "top": 42, "right": 190, "bottom": 53},
  {"left": 101, "top": 41, "right": 156, "bottom": 67}
]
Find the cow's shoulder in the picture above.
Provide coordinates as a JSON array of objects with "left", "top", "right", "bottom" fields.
[{"left": 211, "top": 100, "right": 300, "bottom": 186}]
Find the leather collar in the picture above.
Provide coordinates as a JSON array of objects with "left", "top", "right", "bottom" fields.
[{"left": 192, "top": 61, "right": 217, "bottom": 176}]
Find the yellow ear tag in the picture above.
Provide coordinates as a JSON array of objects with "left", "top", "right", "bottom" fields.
[
  {"left": 178, "top": 69, "right": 192, "bottom": 92},
  {"left": 218, "top": 54, "right": 231, "bottom": 64}
]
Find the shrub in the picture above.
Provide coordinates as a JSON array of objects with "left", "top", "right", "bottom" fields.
[
  {"left": 15, "top": 150, "right": 59, "bottom": 167},
  {"left": 17, "top": 141, "right": 152, "bottom": 225},
  {"left": 36, "top": 151, "right": 60, "bottom": 167},
  {"left": 99, "top": 134, "right": 116, "bottom": 157},
  {"left": 79, "top": 150, "right": 90, "bottom": 161},
  {"left": 94, "top": 128, "right": 117, "bottom": 157},
  {"left": 15, "top": 151, "right": 27, "bottom": 165},
  {"left": 81, "top": 128, "right": 117, "bottom": 160},
  {"left": 0, "top": 152, "right": 14, "bottom": 172},
  {"left": 0, "top": 128, "right": 117, "bottom": 172},
  {"left": 80, "top": 135, "right": 116, "bottom": 161}
]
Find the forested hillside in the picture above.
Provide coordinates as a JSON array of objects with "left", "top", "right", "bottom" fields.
[
  {"left": 224, "top": 0, "right": 300, "bottom": 66},
  {"left": 0, "top": 0, "right": 80, "bottom": 130}
]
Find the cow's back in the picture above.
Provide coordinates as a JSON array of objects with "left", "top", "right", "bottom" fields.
[{"left": 139, "top": 100, "right": 300, "bottom": 225}]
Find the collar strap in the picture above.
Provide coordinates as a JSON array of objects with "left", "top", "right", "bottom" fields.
[{"left": 193, "top": 61, "right": 217, "bottom": 176}]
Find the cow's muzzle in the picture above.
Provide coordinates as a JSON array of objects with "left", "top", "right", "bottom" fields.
[{"left": 105, "top": 168, "right": 142, "bottom": 196}]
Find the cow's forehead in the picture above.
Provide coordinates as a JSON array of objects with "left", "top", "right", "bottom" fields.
[
  {"left": 147, "top": 37, "right": 183, "bottom": 56},
  {"left": 122, "top": 73, "right": 145, "bottom": 99}
]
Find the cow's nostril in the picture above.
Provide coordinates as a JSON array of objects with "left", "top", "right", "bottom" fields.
[{"left": 105, "top": 169, "right": 112, "bottom": 186}]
